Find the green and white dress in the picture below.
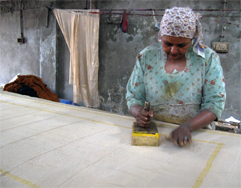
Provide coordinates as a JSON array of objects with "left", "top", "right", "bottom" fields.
[{"left": 126, "top": 43, "right": 226, "bottom": 124}]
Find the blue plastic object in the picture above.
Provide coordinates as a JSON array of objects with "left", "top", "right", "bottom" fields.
[{"left": 59, "top": 99, "right": 72, "bottom": 104}]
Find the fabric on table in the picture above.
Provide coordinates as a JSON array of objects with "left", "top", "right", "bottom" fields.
[
  {"left": 126, "top": 43, "right": 226, "bottom": 124},
  {"left": 53, "top": 9, "right": 100, "bottom": 107}
]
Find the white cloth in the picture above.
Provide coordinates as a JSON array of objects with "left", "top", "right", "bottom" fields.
[{"left": 53, "top": 9, "right": 100, "bottom": 107}]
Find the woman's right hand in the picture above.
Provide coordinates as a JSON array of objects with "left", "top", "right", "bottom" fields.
[{"left": 130, "top": 105, "right": 153, "bottom": 127}]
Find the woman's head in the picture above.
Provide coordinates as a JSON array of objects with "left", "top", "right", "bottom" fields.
[
  {"left": 159, "top": 7, "right": 206, "bottom": 58},
  {"left": 159, "top": 7, "right": 199, "bottom": 39}
]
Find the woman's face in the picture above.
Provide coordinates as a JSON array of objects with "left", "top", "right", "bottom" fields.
[{"left": 161, "top": 35, "right": 191, "bottom": 60}]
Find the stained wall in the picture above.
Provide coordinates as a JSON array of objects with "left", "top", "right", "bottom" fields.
[{"left": 0, "top": 0, "right": 240, "bottom": 119}]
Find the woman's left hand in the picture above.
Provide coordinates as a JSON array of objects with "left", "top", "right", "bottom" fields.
[
  {"left": 171, "top": 123, "right": 192, "bottom": 147},
  {"left": 168, "top": 110, "right": 217, "bottom": 147}
]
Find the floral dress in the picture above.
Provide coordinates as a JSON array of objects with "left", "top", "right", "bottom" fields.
[{"left": 126, "top": 43, "right": 226, "bottom": 124}]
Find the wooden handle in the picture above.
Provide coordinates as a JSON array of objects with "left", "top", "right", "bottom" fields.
[{"left": 144, "top": 101, "right": 150, "bottom": 112}]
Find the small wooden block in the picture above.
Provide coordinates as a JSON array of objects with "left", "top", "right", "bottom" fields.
[{"left": 132, "top": 122, "right": 159, "bottom": 146}]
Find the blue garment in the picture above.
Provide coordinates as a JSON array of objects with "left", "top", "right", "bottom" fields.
[{"left": 126, "top": 43, "right": 226, "bottom": 123}]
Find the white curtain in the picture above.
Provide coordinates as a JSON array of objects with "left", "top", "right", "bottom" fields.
[{"left": 53, "top": 9, "right": 100, "bottom": 108}]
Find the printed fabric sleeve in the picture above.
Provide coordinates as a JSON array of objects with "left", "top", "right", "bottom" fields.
[
  {"left": 201, "top": 51, "right": 226, "bottom": 119},
  {"left": 126, "top": 52, "right": 146, "bottom": 110}
]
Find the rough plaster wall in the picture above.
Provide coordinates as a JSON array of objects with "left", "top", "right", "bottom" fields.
[
  {"left": 98, "top": 1, "right": 164, "bottom": 114},
  {"left": 0, "top": 6, "right": 57, "bottom": 93},
  {"left": 97, "top": 0, "right": 241, "bottom": 119},
  {"left": 199, "top": 1, "right": 241, "bottom": 119},
  {"left": 56, "top": 25, "right": 73, "bottom": 101},
  {"left": 0, "top": 0, "right": 240, "bottom": 120},
  {"left": 39, "top": 9, "right": 57, "bottom": 93}
]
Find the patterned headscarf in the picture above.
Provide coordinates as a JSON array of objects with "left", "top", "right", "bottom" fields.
[{"left": 158, "top": 7, "right": 206, "bottom": 58}]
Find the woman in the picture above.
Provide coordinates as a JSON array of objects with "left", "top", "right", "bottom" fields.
[{"left": 126, "top": 7, "right": 226, "bottom": 147}]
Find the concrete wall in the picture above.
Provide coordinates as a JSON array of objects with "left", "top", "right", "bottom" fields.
[
  {"left": 0, "top": 0, "right": 240, "bottom": 120},
  {"left": 97, "top": 0, "right": 241, "bottom": 120},
  {"left": 0, "top": 2, "right": 57, "bottom": 93}
]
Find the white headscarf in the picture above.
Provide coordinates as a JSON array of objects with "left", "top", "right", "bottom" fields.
[{"left": 158, "top": 7, "right": 206, "bottom": 58}]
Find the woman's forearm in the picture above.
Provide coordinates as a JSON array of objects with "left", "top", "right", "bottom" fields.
[{"left": 184, "top": 110, "right": 217, "bottom": 132}]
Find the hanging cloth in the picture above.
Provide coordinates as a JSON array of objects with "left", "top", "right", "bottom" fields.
[
  {"left": 53, "top": 9, "right": 100, "bottom": 108},
  {"left": 120, "top": 10, "right": 128, "bottom": 32}
]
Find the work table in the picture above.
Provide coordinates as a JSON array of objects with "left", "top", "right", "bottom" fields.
[{"left": 0, "top": 91, "right": 240, "bottom": 187}]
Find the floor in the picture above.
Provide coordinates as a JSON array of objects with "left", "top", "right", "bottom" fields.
[{"left": 0, "top": 91, "right": 240, "bottom": 188}]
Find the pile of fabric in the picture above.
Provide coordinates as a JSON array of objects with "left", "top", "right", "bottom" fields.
[{"left": 3, "top": 75, "right": 59, "bottom": 102}]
